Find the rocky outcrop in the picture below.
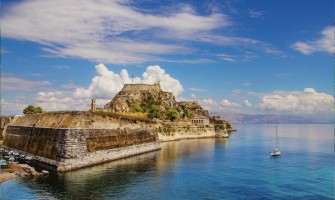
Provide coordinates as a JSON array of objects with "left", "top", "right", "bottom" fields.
[
  {"left": 104, "top": 83, "right": 177, "bottom": 113},
  {"left": 103, "top": 83, "right": 209, "bottom": 119},
  {"left": 177, "top": 101, "right": 209, "bottom": 118}
]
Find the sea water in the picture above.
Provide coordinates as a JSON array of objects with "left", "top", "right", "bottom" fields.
[{"left": 0, "top": 124, "right": 333, "bottom": 199}]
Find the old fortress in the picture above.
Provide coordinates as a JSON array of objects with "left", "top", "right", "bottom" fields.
[{"left": 1, "top": 83, "right": 233, "bottom": 171}]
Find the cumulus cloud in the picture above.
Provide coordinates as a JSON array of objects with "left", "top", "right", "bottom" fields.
[
  {"left": 74, "top": 64, "right": 183, "bottom": 100},
  {"left": 197, "top": 98, "right": 241, "bottom": 112},
  {"left": 0, "top": 99, "right": 27, "bottom": 115},
  {"left": 292, "top": 26, "right": 335, "bottom": 54},
  {"left": 244, "top": 100, "right": 253, "bottom": 107},
  {"left": 35, "top": 91, "right": 89, "bottom": 111},
  {"left": 221, "top": 99, "right": 241, "bottom": 108},
  {"left": 257, "top": 88, "right": 334, "bottom": 114},
  {"left": 33, "top": 64, "right": 183, "bottom": 111}
]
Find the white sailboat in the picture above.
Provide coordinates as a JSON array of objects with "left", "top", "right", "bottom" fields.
[{"left": 270, "top": 126, "right": 281, "bottom": 156}]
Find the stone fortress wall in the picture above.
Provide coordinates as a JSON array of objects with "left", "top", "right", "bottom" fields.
[
  {"left": 121, "top": 83, "right": 161, "bottom": 93},
  {"left": 3, "top": 112, "right": 160, "bottom": 171}
]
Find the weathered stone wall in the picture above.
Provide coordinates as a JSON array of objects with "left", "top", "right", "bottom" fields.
[
  {"left": 4, "top": 126, "right": 65, "bottom": 160},
  {"left": 2, "top": 112, "right": 160, "bottom": 171},
  {"left": 122, "top": 83, "right": 161, "bottom": 93},
  {"left": 157, "top": 122, "right": 217, "bottom": 141}
]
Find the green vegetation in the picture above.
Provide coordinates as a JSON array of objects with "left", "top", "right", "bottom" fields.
[
  {"left": 177, "top": 104, "right": 190, "bottom": 118},
  {"left": 165, "top": 108, "right": 179, "bottom": 122},
  {"left": 147, "top": 105, "right": 162, "bottom": 120},
  {"left": 23, "top": 105, "right": 44, "bottom": 115},
  {"left": 129, "top": 103, "right": 144, "bottom": 112}
]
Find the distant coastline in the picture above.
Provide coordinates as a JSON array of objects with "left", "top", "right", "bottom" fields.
[{"left": 212, "top": 113, "right": 333, "bottom": 124}]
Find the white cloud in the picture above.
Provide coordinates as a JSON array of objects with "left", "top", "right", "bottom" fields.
[
  {"left": 292, "top": 26, "right": 335, "bottom": 54},
  {"left": 221, "top": 99, "right": 241, "bottom": 108},
  {"left": 33, "top": 64, "right": 183, "bottom": 111},
  {"left": 0, "top": 99, "right": 27, "bottom": 115},
  {"left": 1, "top": 0, "right": 284, "bottom": 63},
  {"left": 189, "top": 87, "right": 207, "bottom": 92},
  {"left": 1, "top": 0, "right": 227, "bottom": 64},
  {"left": 197, "top": 98, "right": 241, "bottom": 112},
  {"left": 257, "top": 88, "right": 334, "bottom": 114},
  {"left": 35, "top": 91, "right": 89, "bottom": 111},
  {"left": 1, "top": 77, "right": 52, "bottom": 91},
  {"left": 198, "top": 35, "right": 283, "bottom": 56},
  {"left": 244, "top": 100, "right": 253, "bottom": 107},
  {"left": 217, "top": 53, "right": 235, "bottom": 62},
  {"left": 191, "top": 94, "right": 197, "bottom": 99},
  {"left": 249, "top": 10, "right": 264, "bottom": 18}
]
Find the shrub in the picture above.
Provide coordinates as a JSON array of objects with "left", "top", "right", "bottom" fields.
[
  {"left": 165, "top": 108, "right": 179, "bottom": 122},
  {"left": 147, "top": 105, "right": 161, "bottom": 119},
  {"left": 23, "top": 105, "right": 44, "bottom": 115},
  {"left": 129, "top": 104, "right": 144, "bottom": 112}
]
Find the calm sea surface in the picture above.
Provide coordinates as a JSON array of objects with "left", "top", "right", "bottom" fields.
[{"left": 0, "top": 124, "right": 333, "bottom": 200}]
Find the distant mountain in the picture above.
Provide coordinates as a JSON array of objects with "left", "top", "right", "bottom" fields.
[{"left": 210, "top": 113, "right": 333, "bottom": 124}]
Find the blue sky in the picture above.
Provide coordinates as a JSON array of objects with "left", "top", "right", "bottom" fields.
[{"left": 1, "top": 0, "right": 334, "bottom": 120}]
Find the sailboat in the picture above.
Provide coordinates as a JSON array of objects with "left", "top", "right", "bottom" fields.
[{"left": 270, "top": 126, "right": 281, "bottom": 156}]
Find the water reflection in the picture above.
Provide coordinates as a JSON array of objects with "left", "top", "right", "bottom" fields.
[
  {"left": 2, "top": 125, "right": 332, "bottom": 200},
  {"left": 19, "top": 138, "right": 227, "bottom": 199}
]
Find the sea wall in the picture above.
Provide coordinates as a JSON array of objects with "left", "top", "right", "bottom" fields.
[{"left": 2, "top": 112, "right": 160, "bottom": 171}]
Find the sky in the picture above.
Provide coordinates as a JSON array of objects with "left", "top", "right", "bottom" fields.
[{"left": 1, "top": 0, "right": 334, "bottom": 121}]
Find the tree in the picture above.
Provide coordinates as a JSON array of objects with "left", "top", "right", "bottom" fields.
[
  {"left": 23, "top": 105, "right": 44, "bottom": 115},
  {"left": 165, "top": 108, "right": 179, "bottom": 122},
  {"left": 147, "top": 105, "right": 161, "bottom": 120}
]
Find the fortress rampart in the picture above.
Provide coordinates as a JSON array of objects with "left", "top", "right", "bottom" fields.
[{"left": 2, "top": 112, "right": 160, "bottom": 171}]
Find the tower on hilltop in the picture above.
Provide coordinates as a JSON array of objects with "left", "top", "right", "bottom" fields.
[{"left": 91, "top": 99, "right": 96, "bottom": 112}]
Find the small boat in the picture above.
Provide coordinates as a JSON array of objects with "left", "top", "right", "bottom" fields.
[{"left": 270, "top": 126, "right": 281, "bottom": 156}]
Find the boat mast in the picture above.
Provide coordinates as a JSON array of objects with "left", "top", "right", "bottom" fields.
[{"left": 276, "top": 126, "right": 280, "bottom": 149}]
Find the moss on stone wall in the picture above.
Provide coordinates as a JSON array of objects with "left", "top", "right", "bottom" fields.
[
  {"left": 86, "top": 129, "right": 157, "bottom": 152},
  {"left": 4, "top": 126, "right": 63, "bottom": 160}
]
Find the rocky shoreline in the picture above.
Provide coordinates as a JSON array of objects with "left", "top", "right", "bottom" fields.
[{"left": 0, "top": 162, "right": 49, "bottom": 184}]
